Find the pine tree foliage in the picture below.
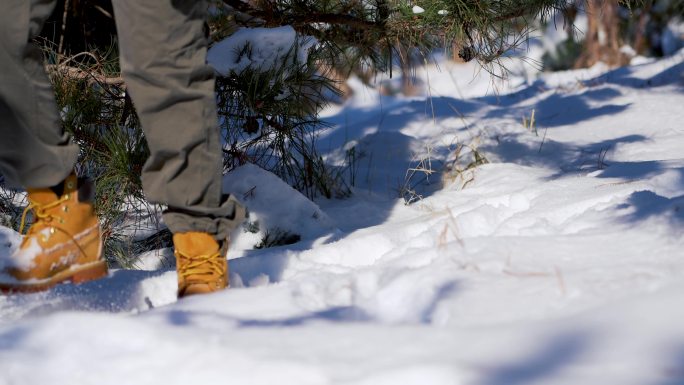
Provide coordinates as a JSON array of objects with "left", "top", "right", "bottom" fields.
[
  {"left": 217, "top": 0, "right": 574, "bottom": 73},
  {"left": 36, "top": 1, "right": 587, "bottom": 203},
  {"left": 0, "top": 0, "right": 675, "bottom": 261},
  {"left": 208, "top": 0, "right": 580, "bottom": 199},
  {"left": 215, "top": 42, "right": 348, "bottom": 199}
]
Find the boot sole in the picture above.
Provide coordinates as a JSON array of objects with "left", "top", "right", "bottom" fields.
[{"left": 0, "top": 260, "right": 109, "bottom": 294}]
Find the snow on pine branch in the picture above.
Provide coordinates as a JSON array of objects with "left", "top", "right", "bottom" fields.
[{"left": 207, "top": 26, "right": 316, "bottom": 76}]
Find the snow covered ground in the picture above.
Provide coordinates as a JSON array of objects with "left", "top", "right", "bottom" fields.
[{"left": 1, "top": 49, "right": 683, "bottom": 384}]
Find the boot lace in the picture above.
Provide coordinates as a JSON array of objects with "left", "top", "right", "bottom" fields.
[
  {"left": 19, "top": 195, "right": 70, "bottom": 235},
  {"left": 18, "top": 195, "right": 87, "bottom": 257},
  {"left": 176, "top": 250, "right": 224, "bottom": 283}
]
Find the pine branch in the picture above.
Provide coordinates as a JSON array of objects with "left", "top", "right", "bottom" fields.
[
  {"left": 47, "top": 64, "right": 125, "bottom": 86},
  {"left": 221, "top": 0, "right": 386, "bottom": 33}
]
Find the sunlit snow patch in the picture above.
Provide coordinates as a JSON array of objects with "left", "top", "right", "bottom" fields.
[{"left": 223, "top": 163, "right": 340, "bottom": 252}]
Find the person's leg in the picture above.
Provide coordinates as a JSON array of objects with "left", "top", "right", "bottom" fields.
[
  {"left": 111, "top": 0, "right": 244, "bottom": 243},
  {"left": 0, "top": 0, "right": 79, "bottom": 188},
  {"left": 0, "top": 0, "right": 106, "bottom": 293},
  {"left": 111, "top": 0, "right": 245, "bottom": 296}
]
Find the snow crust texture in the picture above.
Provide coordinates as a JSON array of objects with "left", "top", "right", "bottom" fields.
[
  {"left": 207, "top": 26, "right": 313, "bottom": 76},
  {"left": 1, "top": 49, "right": 684, "bottom": 384}
]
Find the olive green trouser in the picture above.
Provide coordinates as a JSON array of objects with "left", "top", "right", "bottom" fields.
[{"left": 0, "top": 0, "right": 244, "bottom": 240}]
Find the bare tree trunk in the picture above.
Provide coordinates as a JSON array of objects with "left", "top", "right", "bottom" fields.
[
  {"left": 574, "top": 0, "right": 627, "bottom": 68},
  {"left": 632, "top": 2, "right": 652, "bottom": 55},
  {"left": 397, "top": 43, "right": 420, "bottom": 96},
  {"left": 317, "top": 63, "right": 353, "bottom": 100}
]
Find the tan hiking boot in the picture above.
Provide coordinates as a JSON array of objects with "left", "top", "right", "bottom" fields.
[
  {"left": 0, "top": 174, "right": 107, "bottom": 293},
  {"left": 173, "top": 232, "right": 229, "bottom": 298}
]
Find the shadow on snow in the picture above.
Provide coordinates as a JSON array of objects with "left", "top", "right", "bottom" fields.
[
  {"left": 163, "top": 280, "right": 460, "bottom": 327},
  {"left": 0, "top": 269, "right": 170, "bottom": 324},
  {"left": 476, "top": 332, "right": 589, "bottom": 385}
]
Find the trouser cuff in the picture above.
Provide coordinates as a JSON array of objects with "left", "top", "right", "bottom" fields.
[{"left": 163, "top": 194, "right": 246, "bottom": 241}]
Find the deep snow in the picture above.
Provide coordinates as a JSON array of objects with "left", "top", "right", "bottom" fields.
[{"left": 0, "top": 48, "right": 683, "bottom": 384}]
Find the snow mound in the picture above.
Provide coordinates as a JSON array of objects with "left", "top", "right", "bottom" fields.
[{"left": 223, "top": 163, "right": 340, "bottom": 251}]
